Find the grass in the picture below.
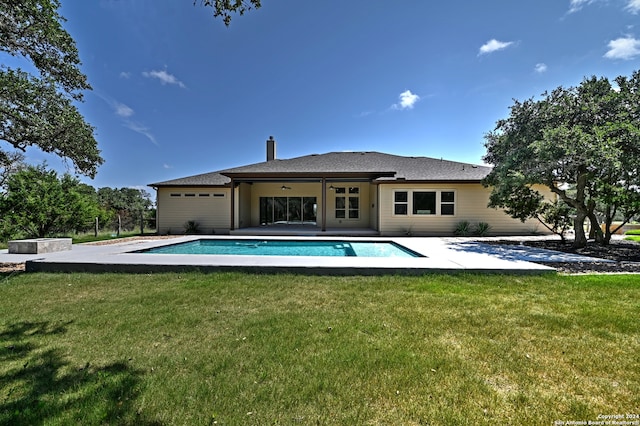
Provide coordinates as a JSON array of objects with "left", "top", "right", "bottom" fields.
[
  {"left": 0, "top": 272, "right": 639, "bottom": 425},
  {"left": 625, "top": 229, "right": 640, "bottom": 242}
]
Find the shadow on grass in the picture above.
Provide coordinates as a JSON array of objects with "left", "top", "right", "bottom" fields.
[{"left": 0, "top": 321, "right": 161, "bottom": 425}]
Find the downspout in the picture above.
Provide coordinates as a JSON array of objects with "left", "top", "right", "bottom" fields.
[{"left": 230, "top": 178, "right": 235, "bottom": 231}]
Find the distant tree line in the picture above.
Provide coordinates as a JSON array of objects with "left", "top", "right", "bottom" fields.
[{"left": 0, "top": 163, "right": 154, "bottom": 241}]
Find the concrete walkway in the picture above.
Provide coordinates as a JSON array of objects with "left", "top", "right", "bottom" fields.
[{"left": 0, "top": 235, "right": 614, "bottom": 275}]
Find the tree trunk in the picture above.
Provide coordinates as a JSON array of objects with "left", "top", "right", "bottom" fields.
[
  {"left": 573, "top": 211, "right": 588, "bottom": 248},
  {"left": 588, "top": 212, "right": 605, "bottom": 245}
]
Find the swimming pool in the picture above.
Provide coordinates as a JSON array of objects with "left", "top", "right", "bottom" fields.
[{"left": 137, "top": 239, "right": 422, "bottom": 258}]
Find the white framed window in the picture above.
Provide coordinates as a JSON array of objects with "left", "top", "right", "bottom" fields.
[
  {"left": 413, "top": 191, "right": 436, "bottom": 215},
  {"left": 392, "top": 190, "right": 456, "bottom": 216},
  {"left": 335, "top": 186, "right": 360, "bottom": 219},
  {"left": 394, "top": 191, "right": 408, "bottom": 215},
  {"left": 441, "top": 191, "right": 455, "bottom": 215}
]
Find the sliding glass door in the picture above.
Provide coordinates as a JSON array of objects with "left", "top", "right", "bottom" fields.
[{"left": 260, "top": 197, "right": 317, "bottom": 225}]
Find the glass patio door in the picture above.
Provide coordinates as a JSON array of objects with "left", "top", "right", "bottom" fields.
[{"left": 260, "top": 197, "right": 317, "bottom": 225}]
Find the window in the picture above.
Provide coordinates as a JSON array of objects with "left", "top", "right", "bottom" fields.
[
  {"left": 413, "top": 192, "right": 436, "bottom": 215},
  {"left": 170, "top": 193, "right": 181, "bottom": 197},
  {"left": 441, "top": 191, "right": 455, "bottom": 215},
  {"left": 213, "top": 193, "right": 225, "bottom": 198},
  {"left": 394, "top": 191, "right": 408, "bottom": 215},
  {"left": 335, "top": 187, "right": 359, "bottom": 219},
  {"left": 199, "top": 193, "right": 210, "bottom": 197},
  {"left": 393, "top": 190, "right": 455, "bottom": 216},
  {"left": 185, "top": 193, "right": 196, "bottom": 197}
]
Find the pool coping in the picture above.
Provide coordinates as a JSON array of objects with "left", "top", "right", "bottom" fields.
[{"left": 0, "top": 235, "right": 570, "bottom": 275}]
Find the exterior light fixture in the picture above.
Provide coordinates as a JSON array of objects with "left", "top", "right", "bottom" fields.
[{"left": 281, "top": 185, "right": 291, "bottom": 190}]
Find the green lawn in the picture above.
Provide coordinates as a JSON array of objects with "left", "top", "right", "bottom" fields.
[
  {"left": 1, "top": 272, "right": 638, "bottom": 425},
  {"left": 625, "top": 229, "right": 640, "bottom": 242}
]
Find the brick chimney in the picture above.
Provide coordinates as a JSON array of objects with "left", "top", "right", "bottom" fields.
[{"left": 266, "top": 136, "right": 276, "bottom": 161}]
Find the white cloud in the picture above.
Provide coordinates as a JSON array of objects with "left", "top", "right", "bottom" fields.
[
  {"left": 119, "top": 71, "right": 131, "bottom": 79},
  {"left": 478, "top": 39, "right": 514, "bottom": 55},
  {"left": 114, "top": 101, "right": 134, "bottom": 118},
  {"left": 163, "top": 164, "right": 173, "bottom": 169},
  {"left": 125, "top": 121, "right": 158, "bottom": 146},
  {"left": 568, "top": 0, "right": 595, "bottom": 13},
  {"left": 626, "top": 0, "right": 640, "bottom": 13},
  {"left": 142, "top": 69, "right": 186, "bottom": 88},
  {"left": 534, "top": 63, "right": 548, "bottom": 73},
  {"left": 392, "top": 90, "right": 420, "bottom": 110},
  {"left": 604, "top": 36, "right": 640, "bottom": 60}
]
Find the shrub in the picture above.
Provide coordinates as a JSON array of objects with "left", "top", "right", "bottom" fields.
[
  {"left": 184, "top": 220, "right": 200, "bottom": 234},
  {"left": 474, "top": 222, "right": 492, "bottom": 236},
  {"left": 625, "top": 229, "right": 640, "bottom": 235},
  {"left": 454, "top": 220, "right": 472, "bottom": 236}
]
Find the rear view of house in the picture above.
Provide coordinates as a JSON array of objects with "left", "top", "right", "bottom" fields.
[{"left": 149, "top": 137, "right": 548, "bottom": 236}]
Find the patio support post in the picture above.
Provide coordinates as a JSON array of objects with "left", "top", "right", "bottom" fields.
[
  {"left": 230, "top": 178, "right": 235, "bottom": 231},
  {"left": 321, "top": 178, "right": 327, "bottom": 231}
]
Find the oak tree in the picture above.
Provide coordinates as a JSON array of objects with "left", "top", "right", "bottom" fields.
[
  {"left": 196, "top": 0, "right": 262, "bottom": 25},
  {"left": 483, "top": 71, "right": 640, "bottom": 247},
  {"left": 0, "top": 0, "right": 102, "bottom": 177}
]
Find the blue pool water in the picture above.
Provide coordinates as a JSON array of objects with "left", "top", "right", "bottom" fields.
[{"left": 138, "top": 239, "right": 422, "bottom": 258}]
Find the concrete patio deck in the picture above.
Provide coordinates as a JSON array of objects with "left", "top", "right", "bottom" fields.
[{"left": 0, "top": 235, "right": 614, "bottom": 275}]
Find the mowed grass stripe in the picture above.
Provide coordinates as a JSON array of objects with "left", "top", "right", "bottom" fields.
[{"left": 1, "top": 272, "right": 638, "bottom": 425}]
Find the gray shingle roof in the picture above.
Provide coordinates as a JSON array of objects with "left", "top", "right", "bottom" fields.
[
  {"left": 150, "top": 151, "right": 490, "bottom": 187},
  {"left": 149, "top": 171, "right": 230, "bottom": 187}
]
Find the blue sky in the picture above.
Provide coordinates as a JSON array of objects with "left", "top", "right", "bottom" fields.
[{"left": 14, "top": 1, "right": 640, "bottom": 192}]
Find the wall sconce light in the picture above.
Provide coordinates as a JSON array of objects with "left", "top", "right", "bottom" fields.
[
  {"left": 329, "top": 185, "right": 335, "bottom": 190},
  {"left": 281, "top": 185, "right": 291, "bottom": 191}
]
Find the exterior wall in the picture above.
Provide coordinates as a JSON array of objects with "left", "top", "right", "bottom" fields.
[
  {"left": 156, "top": 187, "right": 230, "bottom": 234},
  {"left": 378, "top": 183, "right": 552, "bottom": 236}
]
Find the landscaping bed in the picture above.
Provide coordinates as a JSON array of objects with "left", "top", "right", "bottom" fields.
[{"left": 519, "top": 239, "right": 640, "bottom": 274}]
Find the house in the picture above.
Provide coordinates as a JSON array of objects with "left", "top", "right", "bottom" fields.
[{"left": 149, "top": 137, "right": 549, "bottom": 236}]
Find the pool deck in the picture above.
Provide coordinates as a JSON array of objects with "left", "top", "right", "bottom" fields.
[{"left": 0, "top": 235, "right": 614, "bottom": 275}]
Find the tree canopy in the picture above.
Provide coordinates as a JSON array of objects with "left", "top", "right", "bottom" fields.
[
  {"left": 0, "top": 164, "right": 103, "bottom": 238},
  {"left": 0, "top": 0, "right": 102, "bottom": 178},
  {"left": 196, "top": 0, "right": 262, "bottom": 25},
  {"left": 483, "top": 71, "right": 640, "bottom": 247},
  {"left": 97, "top": 187, "right": 153, "bottom": 233}
]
